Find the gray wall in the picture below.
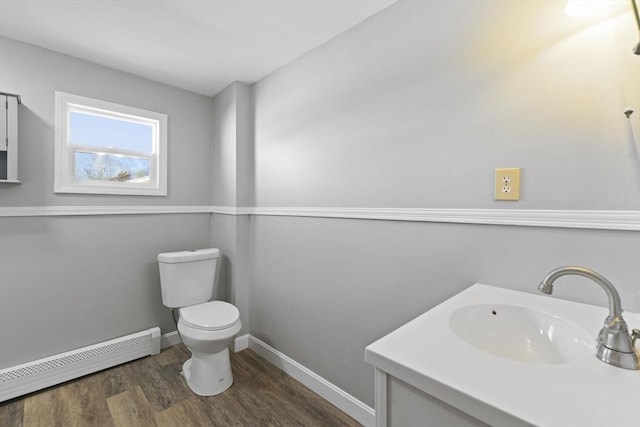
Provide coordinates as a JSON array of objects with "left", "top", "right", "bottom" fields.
[
  {"left": 210, "top": 213, "right": 251, "bottom": 336},
  {"left": 0, "top": 214, "right": 211, "bottom": 368},
  {"left": 210, "top": 82, "right": 253, "bottom": 335},
  {"left": 250, "top": 0, "right": 640, "bottom": 407},
  {"left": 0, "top": 37, "right": 213, "bottom": 207},
  {"left": 253, "top": 1, "right": 640, "bottom": 209},
  {"left": 211, "top": 83, "right": 239, "bottom": 207},
  {"left": 0, "top": 37, "right": 214, "bottom": 368},
  {"left": 250, "top": 216, "right": 640, "bottom": 405}
]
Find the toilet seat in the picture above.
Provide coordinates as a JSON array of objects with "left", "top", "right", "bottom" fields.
[{"left": 180, "top": 301, "right": 240, "bottom": 331}]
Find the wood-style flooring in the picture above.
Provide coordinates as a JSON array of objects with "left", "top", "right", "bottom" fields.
[{"left": 0, "top": 344, "right": 361, "bottom": 427}]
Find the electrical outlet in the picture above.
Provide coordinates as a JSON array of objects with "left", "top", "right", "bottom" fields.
[{"left": 495, "top": 168, "right": 521, "bottom": 201}]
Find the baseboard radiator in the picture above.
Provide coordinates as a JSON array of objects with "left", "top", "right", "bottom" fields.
[{"left": 0, "top": 327, "right": 161, "bottom": 402}]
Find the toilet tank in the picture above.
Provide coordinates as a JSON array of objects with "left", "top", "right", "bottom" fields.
[{"left": 157, "top": 248, "right": 220, "bottom": 308}]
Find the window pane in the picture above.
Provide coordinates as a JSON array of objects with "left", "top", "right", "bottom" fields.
[
  {"left": 70, "top": 111, "right": 153, "bottom": 153},
  {"left": 55, "top": 91, "right": 166, "bottom": 195},
  {"left": 75, "top": 151, "right": 150, "bottom": 183}
]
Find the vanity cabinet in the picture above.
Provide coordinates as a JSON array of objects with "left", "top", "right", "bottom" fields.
[
  {"left": 381, "top": 371, "right": 490, "bottom": 427},
  {"left": 0, "top": 92, "right": 20, "bottom": 183},
  {"left": 372, "top": 367, "right": 515, "bottom": 427}
]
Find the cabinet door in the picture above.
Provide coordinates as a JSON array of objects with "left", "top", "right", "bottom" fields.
[
  {"left": 6, "top": 95, "right": 18, "bottom": 180},
  {"left": 0, "top": 95, "right": 6, "bottom": 152}
]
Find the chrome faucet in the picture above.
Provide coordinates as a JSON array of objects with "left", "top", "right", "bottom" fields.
[{"left": 539, "top": 266, "right": 640, "bottom": 370}]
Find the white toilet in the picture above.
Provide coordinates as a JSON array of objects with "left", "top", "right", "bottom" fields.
[{"left": 157, "top": 248, "right": 241, "bottom": 396}]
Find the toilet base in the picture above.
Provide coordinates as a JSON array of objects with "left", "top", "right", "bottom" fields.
[{"left": 182, "top": 347, "right": 233, "bottom": 396}]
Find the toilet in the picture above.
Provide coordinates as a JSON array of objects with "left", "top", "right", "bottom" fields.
[{"left": 157, "top": 248, "right": 241, "bottom": 396}]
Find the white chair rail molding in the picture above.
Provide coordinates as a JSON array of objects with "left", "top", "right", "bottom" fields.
[{"left": 0, "top": 206, "right": 638, "bottom": 232}]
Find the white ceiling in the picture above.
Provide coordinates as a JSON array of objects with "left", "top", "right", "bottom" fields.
[{"left": 0, "top": 0, "right": 396, "bottom": 96}]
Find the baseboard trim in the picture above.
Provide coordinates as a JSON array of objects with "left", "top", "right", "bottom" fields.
[
  {"left": 233, "top": 334, "right": 250, "bottom": 352},
  {"left": 161, "top": 331, "right": 182, "bottom": 349},
  {"left": 248, "top": 335, "right": 375, "bottom": 427}
]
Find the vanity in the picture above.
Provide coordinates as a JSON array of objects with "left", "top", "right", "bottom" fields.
[{"left": 365, "top": 283, "right": 640, "bottom": 427}]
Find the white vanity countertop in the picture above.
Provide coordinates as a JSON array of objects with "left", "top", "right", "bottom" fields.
[{"left": 365, "top": 284, "right": 640, "bottom": 427}]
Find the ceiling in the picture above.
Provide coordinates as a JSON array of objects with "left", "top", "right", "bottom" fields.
[{"left": 0, "top": 0, "right": 396, "bottom": 96}]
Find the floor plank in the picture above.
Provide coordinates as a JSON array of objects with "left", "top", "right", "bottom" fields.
[
  {"left": 133, "top": 355, "right": 190, "bottom": 412},
  {"left": 0, "top": 345, "right": 362, "bottom": 427},
  {"left": 107, "top": 386, "right": 157, "bottom": 427},
  {"left": 58, "top": 372, "right": 115, "bottom": 427},
  {"left": 0, "top": 399, "right": 23, "bottom": 427},
  {"left": 154, "top": 399, "right": 208, "bottom": 427}
]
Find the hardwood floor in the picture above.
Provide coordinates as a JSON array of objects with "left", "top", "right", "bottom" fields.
[{"left": 0, "top": 345, "right": 362, "bottom": 427}]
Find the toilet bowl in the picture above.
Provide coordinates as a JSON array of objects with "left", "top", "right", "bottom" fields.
[
  {"left": 177, "top": 301, "right": 241, "bottom": 396},
  {"left": 157, "top": 248, "right": 241, "bottom": 397}
]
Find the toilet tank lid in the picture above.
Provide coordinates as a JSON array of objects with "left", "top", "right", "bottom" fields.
[{"left": 157, "top": 248, "right": 220, "bottom": 263}]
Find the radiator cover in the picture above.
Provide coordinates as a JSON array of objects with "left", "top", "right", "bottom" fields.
[{"left": 0, "top": 327, "right": 161, "bottom": 402}]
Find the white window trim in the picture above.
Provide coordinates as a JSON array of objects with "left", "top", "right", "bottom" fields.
[{"left": 54, "top": 91, "right": 167, "bottom": 196}]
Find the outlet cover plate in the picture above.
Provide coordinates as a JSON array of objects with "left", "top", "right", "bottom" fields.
[{"left": 495, "top": 168, "right": 521, "bottom": 201}]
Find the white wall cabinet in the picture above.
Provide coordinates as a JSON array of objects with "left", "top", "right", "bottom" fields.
[{"left": 0, "top": 93, "right": 20, "bottom": 183}]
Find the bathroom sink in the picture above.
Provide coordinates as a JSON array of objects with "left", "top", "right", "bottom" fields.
[
  {"left": 366, "top": 284, "right": 640, "bottom": 427},
  {"left": 449, "top": 304, "right": 595, "bottom": 364}
]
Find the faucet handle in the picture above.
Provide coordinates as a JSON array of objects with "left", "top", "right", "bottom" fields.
[{"left": 599, "top": 318, "right": 637, "bottom": 354}]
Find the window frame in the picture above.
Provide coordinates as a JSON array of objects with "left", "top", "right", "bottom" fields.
[{"left": 54, "top": 91, "right": 167, "bottom": 196}]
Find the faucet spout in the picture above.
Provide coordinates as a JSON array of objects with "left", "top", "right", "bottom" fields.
[
  {"left": 539, "top": 266, "right": 622, "bottom": 320},
  {"left": 538, "top": 266, "right": 639, "bottom": 370}
]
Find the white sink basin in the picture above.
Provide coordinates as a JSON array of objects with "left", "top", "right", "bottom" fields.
[{"left": 449, "top": 303, "right": 595, "bottom": 364}]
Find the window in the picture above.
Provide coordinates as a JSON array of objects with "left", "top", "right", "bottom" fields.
[{"left": 54, "top": 91, "right": 167, "bottom": 195}]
